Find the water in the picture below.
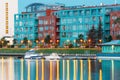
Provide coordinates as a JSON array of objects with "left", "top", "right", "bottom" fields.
[{"left": 0, "top": 57, "right": 120, "bottom": 80}]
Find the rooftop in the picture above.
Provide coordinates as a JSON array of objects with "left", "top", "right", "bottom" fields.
[{"left": 101, "top": 40, "right": 120, "bottom": 46}]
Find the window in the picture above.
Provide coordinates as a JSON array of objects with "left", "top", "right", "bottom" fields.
[
  {"left": 24, "top": 21, "right": 28, "bottom": 26},
  {"left": 62, "top": 26, "right": 66, "bottom": 31},
  {"left": 16, "top": 22, "right": 18, "bottom": 26},
  {"left": 112, "top": 16, "right": 117, "bottom": 20},
  {"left": 16, "top": 15, "right": 19, "bottom": 20},
  {"left": 73, "top": 11, "right": 78, "bottom": 16},
  {"left": 68, "top": 11, "right": 72, "bottom": 16},
  {"left": 39, "top": 20, "right": 43, "bottom": 24},
  {"left": 50, "top": 26, "right": 54, "bottom": 30},
  {"left": 85, "top": 17, "right": 89, "bottom": 23},
  {"left": 30, "top": 27, "right": 32, "bottom": 31},
  {"left": 78, "top": 25, "right": 82, "bottom": 30},
  {"left": 79, "top": 10, "right": 84, "bottom": 15},
  {"left": 39, "top": 27, "right": 43, "bottom": 31},
  {"left": 85, "top": 10, "right": 90, "bottom": 15},
  {"left": 98, "top": 9, "right": 102, "bottom": 14},
  {"left": 62, "top": 32, "right": 66, "bottom": 37},
  {"left": 68, "top": 32, "right": 72, "bottom": 38},
  {"left": 25, "top": 27, "right": 28, "bottom": 32},
  {"left": 44, "top": 20, "right": 48, "bottom": 24},
  {"left": 106, "top": 8, "right": 112, "bottom": 13},
  {"left": 73, "top": 25, "right": 77, "bottom": 30},
  {"left": 78, "top": 18, "right": 82, "bottom": 23},
  {"left": 92, "top": 16, "right": 96, "bottom": 21},
  {"left": 45, "top": 26, "right": 49, "bottom": 30},
  {"left": 39, "top": 34, "right": 43, "bottom": 37},
  {"left": 92, "top": 9, "right": 96, "bottom": 15},
  {"left": 19, "top": 21, "right": 22, "bottom": 26},
  {"left": 73, "top": 32, "right": 78, "bottom": 37}
]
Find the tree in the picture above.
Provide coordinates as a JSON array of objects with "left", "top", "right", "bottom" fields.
[
  {"left": 97, "top": 17, "right": 103, "bottom": 41},
  {"left": 23, "top": 37, "right": 28, "bottom": 46},
  {"left": 87, "top": 25, "right": 97, "bottom": 46},
  {"left": 0, "top": 37, "right": 8, "bottom": 47},
  {"left": 105, "top": 35, "right": 112, "bottom": 42},
  {"left": 116, "top": 35, "right": 120, "bottom": 40},
  {"left": 13, "top": 39, "right": 17, "bottom": 44},
  {"left": 44, "top": 35, "right": 51, "bottom": 44},
  {"left": 76, "top": 34, "right": 84, "bottom": 44}
]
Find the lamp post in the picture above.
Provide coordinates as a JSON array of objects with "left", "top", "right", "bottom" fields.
[
  {"left": 50, "top": 40, "right": 52, "bottom": 44},
  {"left": 99, "top": 39, "right": 102, "bottom": 44},
  {"left": 57, "top": 40, "right": 59, "bottom": 47},
  {"left": 36, "top": 40, "right": 39, "bottom": 46},
  {"left": 41, "top": 40, "right": 44, "bottom": 48},
  {"left": 21, "top": 40, "right": 23, "bottom": 48},
  {"left": 28, "top": 40, "right": 30, "bottom": 49},
  {"left": 88, "top": 39, "right": 91, "bottom": 48},
  {"left": 80, "top": 39, "right": 83, "bottom": 48},
  {"left": 50, "top": 40, "right": 53, "bottom": 48}
]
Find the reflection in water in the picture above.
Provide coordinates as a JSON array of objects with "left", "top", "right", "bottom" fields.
[
  {"left": 88, "top": 59, "right": 91, "bottom": 80},
  {"left": 36, "top": 59, "right": 38, "bottom": 80},
  {"left": 112, "top": 60, "right": 114, "bottom": 80},
  {"left": 50, "top": 60, "right": 53, "bottom": 80},
  {"left": 0, "top": 57, "right": 120, "bottom": 80},
  {"left": 56, "top": 60, "right": 59, "bottom": 80},
  {"left": 99, "top": 60, "right": 102, "bottom": 80},
  {"left": 41, "top": 59, "right": 44, "bottom": 80},
  {"left": 67, "top": 60, "right": 69, "bottom": 80},
  {"left": 21, "top": 58, "right": 24, "bottom": 80},
  {"left": 80, "top": 60, "right": 83, "bottom": 80}
]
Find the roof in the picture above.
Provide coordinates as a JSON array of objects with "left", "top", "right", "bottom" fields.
[
  {"left": 100, "top": 40, "right": 120, "bottom": 46},
  {"left": 26, "top": 3, "right": 46, "bottom": 8}
]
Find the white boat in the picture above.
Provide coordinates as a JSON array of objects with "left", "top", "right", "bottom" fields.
[
  {"left": 24, "top": 49, "right": 39, "bottom": 59},
  {"left": 45, "top": 53, "right": 61, "bottom": 60}
]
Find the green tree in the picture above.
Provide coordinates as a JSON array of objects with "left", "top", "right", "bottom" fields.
[
  {"left": 76, "top": 34, "right": 84, "bottom": 43},
  {"left": 105, "top": 35, "right": 112, "bottom": 42},
  {"left": 87, "top": 25, "right": 97, "bottom": 46},
  {"left": 0, "top": 37, "right": 8, "bottom": 47},
  {"left": 97, "top": 17, "right": 103, "bottom": 41},
  {"left": 44, "top": 35, "right": 51, "bottom": 44},
  {"left": 23, "top": 37, "right": 28, "bottom": 46},
  {"left": 116, "top": 35, "right": 120, "bottom": 40},
  {"left": 13, "top": 39, "right": 17, "bottom": 44}
]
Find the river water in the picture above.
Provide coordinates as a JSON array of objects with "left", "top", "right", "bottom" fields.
[{"left": 0, "top": 57, "right": 120, "bottom": 80}]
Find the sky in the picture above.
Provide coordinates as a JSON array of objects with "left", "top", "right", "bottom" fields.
[{"left": 18, "top": 0, "right": 120, "bottom": 13}]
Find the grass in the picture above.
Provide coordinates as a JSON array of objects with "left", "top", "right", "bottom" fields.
[{"left": 0, "top": 48, "right": 101, "bottom": 54}]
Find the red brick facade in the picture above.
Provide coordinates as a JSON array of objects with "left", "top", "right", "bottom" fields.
[
  {"left": 38, "top": 9, "right": 59, "bottom": 45},
  {"left": 110, "top": 11, "right": 120, "bottom": 40}
]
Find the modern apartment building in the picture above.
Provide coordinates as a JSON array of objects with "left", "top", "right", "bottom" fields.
[
  {"left": 54, "top": 4, "right": 120, "bottom": 46},
  {"left": 0, "top": 0, "right": 18, "bottom": 39},
  {"left": 14, "top": 3, "right": 120, "bottom": 47},
  {"left": 110, "top": 11, "right": 120, "bottom": 40},
  {"left": 14, "top": 3, "right": 63, "bottom": 46}
]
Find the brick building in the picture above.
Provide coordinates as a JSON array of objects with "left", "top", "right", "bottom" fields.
[
  {"left": 38, "top": 9, "right": 60, "bottom": 46},
  {"left": 110, "top": 11, "right": 120, "bottom": 40}
]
